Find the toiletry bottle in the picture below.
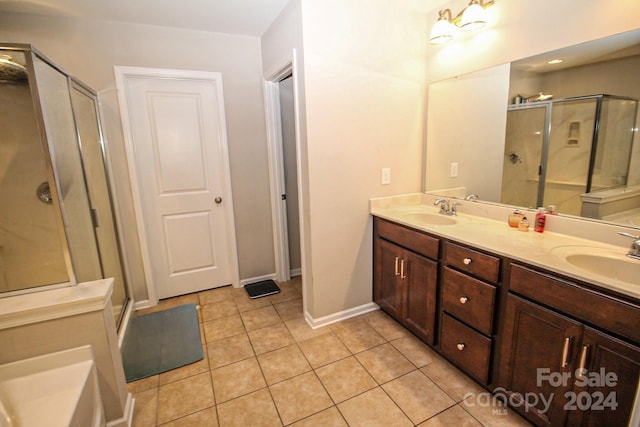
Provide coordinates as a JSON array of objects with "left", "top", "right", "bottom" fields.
[
  {"left": 508, "top": 210, "right": 524, "bottom": 228},
  {"left": 547, "top": 205, "right": 557, "bottom": 215},
  {"left": 518, "top": 216, "right": 529, "bottom": 231},
  {"left": 534, "top": 207, "right": 546, "bottom": 232}
]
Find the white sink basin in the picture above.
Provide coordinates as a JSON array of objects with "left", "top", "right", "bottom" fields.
[
  {"left": 551, "top": 246, "right": 639, "bottom": 286},
  {"left": 400, "top": 212, "right": 458, "bottom": 225},
  {"left": 0, "top": 346, "right": 105, "bottom": 427}
]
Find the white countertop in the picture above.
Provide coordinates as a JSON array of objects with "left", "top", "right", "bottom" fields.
[{"left": 370, "top": 194, "right": 640, "bottom": 301}]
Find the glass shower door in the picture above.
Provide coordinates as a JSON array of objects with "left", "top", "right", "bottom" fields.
[
  {"left": 501, "top": 105, "right": 548, "bottom": 209},
  {"left": 70, "top": 80, "right": 129, "bottom": 326}
]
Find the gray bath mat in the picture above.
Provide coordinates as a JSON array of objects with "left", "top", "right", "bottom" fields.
[{"left": 122, "top": 303, "right": 203, "bottom": 382}]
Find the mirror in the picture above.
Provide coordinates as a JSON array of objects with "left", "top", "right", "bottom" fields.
[{"left": 425, "top": 29, "right": 640, "bottom": 229}]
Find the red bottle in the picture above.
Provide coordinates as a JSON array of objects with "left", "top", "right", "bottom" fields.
[{"left": 534, "top": 207, "right": 546, "bottom": 233}]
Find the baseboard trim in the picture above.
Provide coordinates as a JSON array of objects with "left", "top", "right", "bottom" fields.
[
  {"left": 290, "top": 268, "right": 302, "bottom": 277},
  {"left": 239, "top": 273, "right": 277, "bottom": 288},
  {"left": 107, "top": 392, "right": 134, "bottom": 427},
  {"left": 304, "top": 302, "right": 380, "bottom": 329},
  {"left": 134, "top": 299, "right": 152, "bottom": 310},
  {"left": 117, "top": 300, "right": 135, "bottom": 348}
]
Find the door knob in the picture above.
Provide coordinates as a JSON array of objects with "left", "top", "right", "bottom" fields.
[{"left": 214, "top": 197, "right": 222, "bottom": 204}]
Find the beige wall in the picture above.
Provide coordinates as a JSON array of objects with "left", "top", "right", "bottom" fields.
[
  {"left": 299, "top": 0, "right": 428, "bottom": 319},
  {"left": 0, "top": 14, "right": 275, "bottom": 302}
]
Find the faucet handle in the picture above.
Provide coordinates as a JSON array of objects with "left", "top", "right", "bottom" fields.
[{"left": 618, "top": 231, "right": 640, "bottom": 240}]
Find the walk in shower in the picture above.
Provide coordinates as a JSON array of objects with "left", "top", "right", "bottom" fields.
[
  {"left": 0, "top": 44, "right": 129, "bottom": 327},
  {"left": 501, "top": 95, "right": 638, "bottom": 216}
]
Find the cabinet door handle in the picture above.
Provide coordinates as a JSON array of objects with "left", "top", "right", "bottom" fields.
[
  {"left": 456, "top": 343, "right": 465, "bottom": 351},
  {"left": 459, "top": 296, "right": 469, "bottom": 304},
  {"left": 400, "top": 259, "right": 407, "bottom": 279},
  {"left": 576, "top": 345, "right": 590, "bottom": 379},
  {"left": 394, "top": 257, "right": 400, "bottom": 276},
  {"left": 463, "top": 258, "right": 472, "bottom": 265},
  {"left": 561, "top": 337, "right": 572, "bottom": 367}
]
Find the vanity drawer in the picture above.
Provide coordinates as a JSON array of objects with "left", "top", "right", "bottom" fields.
[
  {"left": 510, "top": 264, "right": 640, "bottom": 343},
  {"left": 444, "top": 242, "right": 500, "bottom": 283},
  {"left": 442, "top": 267, "right": 495, "bottom": 335},
  {"left": 374, "top": 217, "right": 439, "bottom": 260},
  {"left": 440, "top": 314, "right": 491, "bottom": 383}
]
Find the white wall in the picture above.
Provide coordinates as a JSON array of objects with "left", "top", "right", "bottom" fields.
[{"left": 0, "top": 13, "right": 275, "bottom": 302}]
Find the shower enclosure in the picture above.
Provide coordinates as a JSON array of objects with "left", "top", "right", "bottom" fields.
[
  {"left": 0, "top": 43, "right": 129, "bottom": 327},
  {"left": 501, "top": 95, "right": 638, "bottom": 216}
]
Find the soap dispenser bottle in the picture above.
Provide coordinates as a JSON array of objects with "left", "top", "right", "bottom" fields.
[
  {"left": 534, "top": 207, "right": 546, "bottom": 233},
  {"left": 518, "top": 216, "right": 529, "bottom": 232}
]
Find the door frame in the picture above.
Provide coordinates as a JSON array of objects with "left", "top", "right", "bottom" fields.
[
  {"left": 263, "top": 53, "right": 303, "bottom": 284},
  {"left": 114, "top": 66, "right": 240, "bottom": 305}
]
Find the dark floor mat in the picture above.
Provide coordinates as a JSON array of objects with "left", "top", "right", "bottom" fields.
[
  {"left": 122, "top": 303, "right": 203, "bottom": 382},
  {"left": 244, "top": 279, "right": 280, "bottom": 299}
]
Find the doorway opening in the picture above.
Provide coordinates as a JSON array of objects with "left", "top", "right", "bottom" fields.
[{"left": 264, "top": 64, "right": 302, "bottom": 284}]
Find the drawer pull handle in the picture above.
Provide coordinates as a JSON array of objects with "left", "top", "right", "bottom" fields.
[
  {"left": 463, "top": 258, "right": 472, "bottom": 265},
  {"left": 459, "top": 296, "right": 469, "bottom": 304},
  {"left": 394, "top": 257, "right": 400, "bottom": 276},
  {"left": 400, "top": 259, "right": 407, "bottom": 279},
  {"left": 561, "top": 337, "right": 571, "bottom": 367},
  {"left": 577, "top": 345, "right": 590, "bottom": 379},
  {"left": 456, "top": 343, "right": 465, "bottom": 351}
]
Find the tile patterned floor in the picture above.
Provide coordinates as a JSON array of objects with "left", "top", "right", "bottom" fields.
[{"left": 127, "top": 278, "right": 532, "bottom": 426}]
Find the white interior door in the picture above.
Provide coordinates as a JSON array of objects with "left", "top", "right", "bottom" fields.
[{"left": 115, "top": 67, "right": 239, "bottom": 301}]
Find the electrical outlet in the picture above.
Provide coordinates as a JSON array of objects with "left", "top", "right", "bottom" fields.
[
  {"left": 450, "top": 162, "right": 458, "bottom": 178},
  {"left": 381, "top": 168, "right": 391, "bottom": 185}
]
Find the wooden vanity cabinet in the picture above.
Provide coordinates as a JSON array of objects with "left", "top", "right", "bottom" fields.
[
  {"left": 373, "top": 218, "right": 439, "bottom": 345},
  {"left": 372, "top": 215, "right": 640, "bottom": 426},
  {"left": 498, "top": 264, "right": 640, "bottom": 427},
  {"left": 439, "top": 242, "right": 500, "bottom": 384}
]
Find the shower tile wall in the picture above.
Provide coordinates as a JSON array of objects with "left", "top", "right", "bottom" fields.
[{"left": 544, "top": 100, "right": 596, "bottom": 215}]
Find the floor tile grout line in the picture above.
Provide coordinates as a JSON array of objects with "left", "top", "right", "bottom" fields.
[{"left": 131, "top": 278, "right": 516, "bottom": 426}]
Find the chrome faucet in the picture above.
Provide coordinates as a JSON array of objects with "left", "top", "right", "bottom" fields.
[
  {"left": 434, "top": 198, "right": 457, "bottom": 216},
  {"left": 618, "top": 232, "right": 640, "bottom": 260},
  {"left": 465, "top": 194, "right": 479, "bottom": 201}
]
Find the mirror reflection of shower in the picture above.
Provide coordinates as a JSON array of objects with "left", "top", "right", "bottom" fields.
[{"left": 501, "top": 94, "right": 639, "bottom": 216}]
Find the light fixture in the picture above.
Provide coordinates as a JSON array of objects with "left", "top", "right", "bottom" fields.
[
  {"left": 429, "top": 0, "right": 495, "bottom": 45},
  {"left": 429, "top": 9, "right": 455, "bottom": 45},
  {"left": 460, "top": 0, "right": 488, "bottom": 31},
  {"left": 547, "top": 58, "right": 564, "bottom": 65}
]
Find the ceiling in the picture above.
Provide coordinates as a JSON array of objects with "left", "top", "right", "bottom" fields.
[
  {"left": 0, "top": 0, "right": 293, "bottom": 36},
  {"left": 512, "top": 29, "right": 640, "bottom": 73},
  {"left": 0, "top": 0, "right": 450, "bottom": 36}
]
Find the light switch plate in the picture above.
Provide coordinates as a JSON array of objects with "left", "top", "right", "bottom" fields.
[
  {"left": 381, "top": 168, "right": 391, "bottom": 185},
  {"left": 450, "top": 162, "right": 458, "bottom": 178}
]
